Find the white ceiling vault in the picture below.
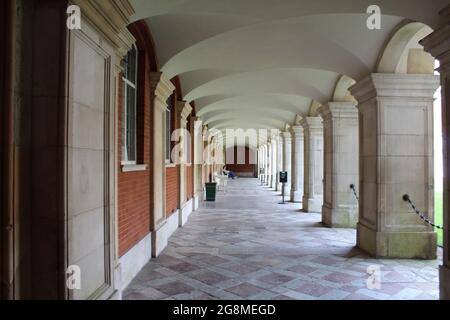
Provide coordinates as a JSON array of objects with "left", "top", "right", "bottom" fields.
[{"left": 129, "top": 0, "right": 446, "bottom": 139}]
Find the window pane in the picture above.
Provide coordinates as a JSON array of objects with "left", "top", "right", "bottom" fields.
[
  {"left": 166, "top": 109, "right": 171, "bottom": 161},
  {"left": 126, "top": 46, "right": 137, "bottom": 84},
  {"left": 126, "top": 85, "right": 136, "bottom": 162},
  {"left": 122, "top": 81, "right": 127, "bottom": 161}
]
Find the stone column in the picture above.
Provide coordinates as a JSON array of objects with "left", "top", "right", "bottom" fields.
[
  {"left": 271, "top": 137, "right": 278, "bottom": 189},
  {"left": 318, "top": 102, "right": 359, "bottom": 228},
  {"left": 176, "top": 101, "right": 192, "bottom": 226},
  {"left": 282, "top": 131, "right": 292, "bottom": 197},
  {"left": 266, "top": 142, "right": 272, "bottom": 185},
  {"left": 150, "top": 73, "right": 175, "bottom": 257},
  {"left": 422, "top": 6, "right": 450, "bottom": 297},
  {"left": 193, "top": 117, "right": 203, "bottom": 208},
  {"left": 290, "top": 126, "right": 304, "bottom": 202},
  {"left": 277, "top": 134, "right": 284, "bottom": 192},
  {"left": 300, "top": 116, "right": 324, "bottom": 213},
  {"left": 350, "top": 73, "right": 439, "bottom": 259}
]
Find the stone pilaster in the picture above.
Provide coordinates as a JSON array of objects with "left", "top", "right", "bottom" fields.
[
  {"left": 421, "top": 4, "right": 450, "bottom": 298},
  {"left": 350, "top": 73, "right": 439, "bottom": 259},
  {"left": 192, "top": 117, "right": 203, "bottom": 207},
  {"left": 300, "top": 117, "right": 324, "bottom": 213},
  {"left": 318, "top": 102, "right": 359, "bottom": 228},
  {"left": 282, "top": 131, "right": 292, "bottom": 197},
  {"left": 266, "top": 142, "right": 272, "bottom": 186},
  {"left": 176, "top": 101, "right": 192, "bottom": 226},
  {"left": 270, "top": 137, "right": 278, "bottom": 189},
  {"left": 290, "top": 126, "right": 304, "bottom": 203},
  {"left": 150, "top": 72, "right": 175, "bottom": 257},
  {"left": 277, "top": 134, "right": 284, "bottom": 192}
]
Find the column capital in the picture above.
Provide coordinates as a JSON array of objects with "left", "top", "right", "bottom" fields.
[
  {"left": 318, "top": 101, "right": 357, "bottom": 120},
  {"left": 299, "top": 116, "right": 322, "bottom": 131},
  {"left": 350, "top": 73, "right": 440, "bottom": 108},
  {"left": 290, "top": 125, "right": 304, "bottom": 138},
  {"left": 282, "top": 131, "right": 292, "bottom": 141}
]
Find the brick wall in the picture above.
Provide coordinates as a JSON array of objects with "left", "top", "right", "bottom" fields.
[
  {"left": 165, "top": 166, "right": 179, "bottom": 215},
  {"left": 186, "top": 165, "right": 193, "bottom": 199},
  {"left": 226, "top": 146, "right": 256, "bottom": 174}
]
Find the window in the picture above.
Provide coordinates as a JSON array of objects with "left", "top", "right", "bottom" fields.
[
  {"left": 165, "top": 94, "right": 174, "bottom": 163},
  {"left": 122, "top": 45, "right": 138, "bottom": 164}
]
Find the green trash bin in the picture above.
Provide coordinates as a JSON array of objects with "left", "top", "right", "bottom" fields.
[{"left": 205, "top": 182, "right": 217, "bottom": 201}]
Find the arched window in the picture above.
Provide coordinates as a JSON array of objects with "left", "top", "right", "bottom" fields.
[{"left": 122, "top": 44, "right": 138, "bottom": 163}]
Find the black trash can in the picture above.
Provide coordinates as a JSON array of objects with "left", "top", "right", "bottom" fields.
[{"left": 205, "top": 182, "right": 217, "bottom": 201}]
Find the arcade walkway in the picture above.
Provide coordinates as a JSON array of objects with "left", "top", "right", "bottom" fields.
[{"left": 124, "top": 179, "right": 440, "bottom": 300}]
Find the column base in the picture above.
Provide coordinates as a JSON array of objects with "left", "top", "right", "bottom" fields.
[
  {"left": 193, "top": 193, "right": 200, "bottom": 210},
  {"left": 357, "top": 223, "right": 437, "bottom": 259},
  {"left": 302, "top": 195, "right": 323, "bottom": 213},
  {"left": 179, "top": 198, "right": 194, "bottom": 227},
  {"left": 322, "top": 204, "right": 357, "bottom": 228},
  {"left": 290, "top": 189, "right": 302, "bottom": 203},
  {"left": 152, "top": 212, "right": 179, "bottom": 257},
  {"left": 440, "top": 265, "right": 450, "bottom": 300}
]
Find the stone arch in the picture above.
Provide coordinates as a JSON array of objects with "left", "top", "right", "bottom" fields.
[{"left": 377, "top": 21, "right": 435, "bottom": 74}]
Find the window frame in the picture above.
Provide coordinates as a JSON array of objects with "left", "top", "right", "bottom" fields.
[{"left": 121, "top": 44, "right": 138, "bottom": 165}]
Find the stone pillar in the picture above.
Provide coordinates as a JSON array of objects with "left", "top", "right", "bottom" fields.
[
  {"left": 422, "top": 6, "right": 450, "bottom": 297},
  {"left": 277, "top": 134, "right": 284, "bottom": 192},
  {"left": 290, "top": 126, "right": 304, "bottom": 202},
  {"left": 150, "top": 73, "right": 175, "bottom": 257},
  {"left": 193, "top": 117, "right": 203, "bottom": 207},
  {"left": 350, "top": 73, "right": 439, "bottom": 259},
  {"left": 176, "top": 101, "right": 192, "bottom": 226},
  {"left": 282, "top": 131, "right": 292, "bottom": 197},
  {"left": 271, "top": 138, "right": 278, "bottom": 189},
  {"left": 318, "top": 102, "right": 359, "bottom": 228},
  {"left": 300, "top": 117, "right": 324, "bottom": 212},
  {"left": 266, "top": 142, "right": 272, "bottom": 185}
]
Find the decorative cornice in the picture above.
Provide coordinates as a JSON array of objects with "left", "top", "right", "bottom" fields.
[
  {"left": 350, "top": 73, "right": 440, "bottom": 105},
  {"left": 117, "top": 28, "right": 136, "bottom": 59},
  {"left": 294, "top": 114, "right": 304, "bottom": 125},
  {"left": 177, "top": 101, "right": 193, "bottom": 122},
  {"left": 420, "top": 5, "right": 450, "bottom": 73},
  {"left": 150, "top": 72, "right": 175, "bottom": 109},
  {"left": 71, "top": 0, "right": 135, "bottom": 53}
]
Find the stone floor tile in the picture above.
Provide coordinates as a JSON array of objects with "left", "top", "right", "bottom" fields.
[{"left": 123, "top": 179, "right": 441, "bottom": 300}]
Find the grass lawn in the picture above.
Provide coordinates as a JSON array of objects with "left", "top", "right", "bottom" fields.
[{"left": 435, "top": 192, "right": 443, "bottom": 247}]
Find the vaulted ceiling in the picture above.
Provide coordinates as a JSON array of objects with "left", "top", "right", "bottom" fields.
[{"left": 129, "top": 0, "right": 446, "bottom": 137}]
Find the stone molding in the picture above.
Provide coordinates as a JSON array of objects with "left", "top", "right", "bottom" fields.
[
  {"left": 350, "top": 74, "right": 440, "bottom": 106},
  {"left": 318, "top": 101, "right": 357, "bottom": 121},
  {"left": 282, "top": 130, "right": 292, "bottom": 141},
  {"left": 300, "top": 116, "right": 322, "bottom": 132},
  {"left": 150, "top": 72, "right": 175, "bottom": 112},
  {"left": 290, "top": 125, "right": 304, "bottom": 138},
  {"left": 71, "top": 0, "right": 135, "bottom": 54},
  {"left": 420, "top": 5, "right": 450, "bottom": 72}
]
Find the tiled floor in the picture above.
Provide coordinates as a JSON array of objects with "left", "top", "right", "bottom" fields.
[{"left": 124, "top": 178, "right": 441, "bottom": 300}]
